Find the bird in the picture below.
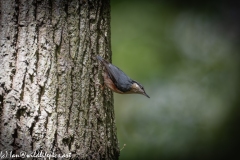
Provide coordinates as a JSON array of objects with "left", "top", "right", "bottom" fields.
[{"left": 96, "top": 55, "right": 150, "bottom": 98}]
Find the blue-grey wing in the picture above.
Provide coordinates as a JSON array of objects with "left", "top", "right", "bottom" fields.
[{"left": 105, "top": 63, "right": 133, "bottom": 92}]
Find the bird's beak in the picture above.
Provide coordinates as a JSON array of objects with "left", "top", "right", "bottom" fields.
[{"left": 143, "top": 92, "right": 150, "bottom": 98}]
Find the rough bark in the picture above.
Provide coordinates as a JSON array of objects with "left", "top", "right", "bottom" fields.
[{"left": 0, "top": 0, "right": 119, "bottom": 159}]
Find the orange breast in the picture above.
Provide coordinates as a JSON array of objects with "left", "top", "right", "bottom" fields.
[{"left": 103, "top": 72, "right": 124, "bottom": 94}]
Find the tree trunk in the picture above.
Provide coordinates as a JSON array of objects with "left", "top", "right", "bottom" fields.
[{"left": 0, "top": 0, "right": 119, "bottom": 159}]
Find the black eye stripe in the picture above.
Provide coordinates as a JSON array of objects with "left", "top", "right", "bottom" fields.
[{"left": 133, "top": 80, "right": 144, "bottom": 90}]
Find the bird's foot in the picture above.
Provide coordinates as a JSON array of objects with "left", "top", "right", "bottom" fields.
[{"left": 95, "top": 82, "right": 105, "bottom": 90}]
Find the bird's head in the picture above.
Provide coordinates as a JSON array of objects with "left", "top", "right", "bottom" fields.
[{"left": 131, "top": 81, "right": 150, "bottom": 98}]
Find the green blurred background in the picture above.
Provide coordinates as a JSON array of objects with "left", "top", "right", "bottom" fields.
[{"left": 110, "top": 0, "right": 240, "bottom": 160}]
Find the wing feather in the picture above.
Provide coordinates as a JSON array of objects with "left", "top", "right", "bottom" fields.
[
  {"left": 97, "top": 55, "right": 132, "bottom": 92},
  {"left": 105, "top": 64, "right": 133, "bottom": 92}
]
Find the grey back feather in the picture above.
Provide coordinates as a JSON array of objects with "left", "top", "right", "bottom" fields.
[{"left": 97, "top": 55, "right": 133, "bottom": 92}]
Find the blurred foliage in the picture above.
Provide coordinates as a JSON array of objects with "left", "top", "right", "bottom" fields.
[{"left": 111, "top": 0, "right": 240, "bottom": 160}]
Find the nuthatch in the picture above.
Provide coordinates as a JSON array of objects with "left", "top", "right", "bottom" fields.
[{"left": 96, "top": 55, "right": 150, "bottom": 98}]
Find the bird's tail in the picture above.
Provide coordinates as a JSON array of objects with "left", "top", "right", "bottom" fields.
[
  {"left": 96, "top": 55, "right": 109, "bottom": 65},
  {"left": 96, "top": 55, "right": 104, "bottom": 62}
]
